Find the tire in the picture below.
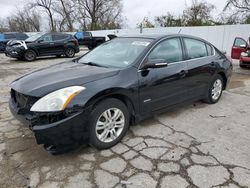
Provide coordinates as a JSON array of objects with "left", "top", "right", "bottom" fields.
[
  {"left": 89, "top": 98, "right": 130, "bottom": 149},
  {"left": 203, "top": 74, "right": 224, "bottom": 104},
  {"left": 56, "top": 55, "right": 61, "bottom": 58},
  {"left": 65, "top": 47, "right": 75, "bottom": 58},
  {"left": 24, "top": 50, "right": 36, "bottom": 61}
]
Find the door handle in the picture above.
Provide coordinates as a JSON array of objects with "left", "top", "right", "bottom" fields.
[
  {"left": 50, "top": 43, "right": 54, "bottom": 45},
  {"left": 179, "top": 70, "right": 187, "bottom": 78}
]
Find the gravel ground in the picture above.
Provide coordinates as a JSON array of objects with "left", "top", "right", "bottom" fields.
[{"left": 0, "top": 52, "right": 250, "bottom": 188}]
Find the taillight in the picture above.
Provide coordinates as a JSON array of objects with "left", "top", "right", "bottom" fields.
[{"left": 73, "top": 40, "right": 79, "bottom": 46}]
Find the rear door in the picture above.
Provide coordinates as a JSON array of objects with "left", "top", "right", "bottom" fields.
[
  {"left": 52, "top": 34, "right": 67, "bottom": 53},
  {"left": 231, "top": 37, "right": 248, "bottom": 59},
  {"left": 183, "top": 37, "right": 216, "bottom": 98}
]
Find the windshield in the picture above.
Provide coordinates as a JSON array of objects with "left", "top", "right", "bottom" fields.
[
  {"left": 25, "top": 33, "right": 45, "bottom": 42},
  {"left": 78, "top": 38, "right": 153, "bottom": 68}
]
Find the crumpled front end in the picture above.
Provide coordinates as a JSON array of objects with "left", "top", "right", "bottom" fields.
[
  {"left": 9, "top": 89, "right": 91, "bottom": 147},
  {"left": 5, "top": 40, "right": 27, "bottom": 58}
]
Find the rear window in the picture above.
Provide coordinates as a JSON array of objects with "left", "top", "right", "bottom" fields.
[
  {"left": 184, "top": 38, "right": 208, "bottom": 59},
  {"left": 85, "top": 32, "right": 91, "bottom": 37},
  {"left": 15, "top": 33, "right": 28, "bottom": 40},
  {"left": 206, "top": 44, "right": 214, "bottom": 56},
  {"left": 5, "top": 34, "right": 16, "bottom": 39},
  {"left": 53, "top": 34, "right": 68, "bottom": 41}
]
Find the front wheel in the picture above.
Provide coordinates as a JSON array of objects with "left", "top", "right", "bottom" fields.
[
  {"left": 203, "top": 75, "right": 224, "bottom": 104},
  {"left": 89, "top": 98, "right": 130, "bottom": 149},
  {"left": 24, "top": 50, "right": 36, "bottom": 61},
  {"left": 65, "top": 47, "right": 75, "bottom": 58}
]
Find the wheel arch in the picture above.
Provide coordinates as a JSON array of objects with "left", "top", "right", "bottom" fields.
[
  {"left": 85, "top": 89, "right": 137, "bottom": 125},
  {"left": 217, "top": 71, "right": 227, "bottom": 90}
]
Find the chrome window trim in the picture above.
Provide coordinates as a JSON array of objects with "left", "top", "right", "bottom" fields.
[{"left": 138, "top": 36, "right": 216, "bottom": 72}]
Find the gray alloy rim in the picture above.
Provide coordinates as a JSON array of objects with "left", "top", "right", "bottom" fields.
[
  {"left": 66, "top": 48, "right": 74, "bottom": 57},
  {"left": 211, "top": 79, "right": 222, "bottom": 101},
  {"left": 95, "top": 108, "right": 125, "bottom": 143},
  {"left": 25, "top": 51, "right": 35, "bottom": 60}
]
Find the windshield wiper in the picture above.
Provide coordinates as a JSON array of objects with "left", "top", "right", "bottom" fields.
[{"left": 83, "top": 62, "right": 107, "bottom": 67}]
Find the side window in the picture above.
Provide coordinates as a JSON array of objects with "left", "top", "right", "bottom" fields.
[
  {"left": 206, "top": 44, "right": 214, "bottom": 56},
  {"left": 148, "top": 38, "right": 183, "bottom": 63},
  {"left": 5, "top": 34, "right": 16, "bottom": 39},
  {"left": 233, "top": 38, "right": 247, "bottom": 47},
  {"left": 53, "top": 34, "right": 67, "bottom": 41},
  {"left": 41, "top": 34, "right": 52, "bottom": 42},
  {"left": 184, "top": 38, "right": 208, "bottom": 59},
  {"left": 85, "top": 32, "right": 91, "bottom": 37}
]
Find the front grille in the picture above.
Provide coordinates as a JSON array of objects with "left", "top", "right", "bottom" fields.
[{"left": 11, "top": 89, "right": 39, "bottom": 113}]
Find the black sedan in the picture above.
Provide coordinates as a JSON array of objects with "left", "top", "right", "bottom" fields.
[
  {"left": 5, "top": 32, "right": 80, "bottom": 61},
  {"left": 9, "top": 34, "right": 232, "bottom": 154}
]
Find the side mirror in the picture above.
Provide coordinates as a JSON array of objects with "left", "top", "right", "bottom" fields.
[
  {"left": 143, "top": 59, "right": 168, "bottom": 69},
  {"left": 37, "top": 39, "right": 44, "bottom": 43}
]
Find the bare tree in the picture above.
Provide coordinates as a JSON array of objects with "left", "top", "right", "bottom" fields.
[
  {"left": 77, "top": 0, "right": 123, "bottom": 30},
  {"left": 0, "top": 19, "right": 8, "bottom": 32},
  {"left": 183, "top": 0, "right": 215, "bottom": 26},
  {"left": 223, "top": 0, "right": 250, "bottom": 23},
  {"left": 224, "top": 0, "right": 250, "bottom": 13},
  {"left": 30, "top": 0, "right": 56, "bottom": 31},
  {"left": 137, "top": 17, "right": 154, "bottom": 28},
  {"left": 155, "top": 13, "right": 184, "bottom": 27},
  {"left": 7, "top": 7, "right": 41, "bottom": 32},
  {"left": 54, "top": 0, "right": 75, "bottom": 31}
]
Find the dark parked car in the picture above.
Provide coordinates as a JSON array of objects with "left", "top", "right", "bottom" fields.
[
  {"left": 74, "top": 31, "right": 106, "bottom": 49},
  {"left": 9, "top": 34, "right": 232, "bottom": 154},
  {"left": 5, "top": 32, "right": 80, "bottom": 61},
  {"left": 231, "top": 37, "right": 250, "bottom": 68},
  {"left": 0, "top": 32, "right": 28, "bottom": 52}
]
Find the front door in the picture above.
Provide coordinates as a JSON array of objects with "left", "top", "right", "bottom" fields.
[
  {"left": 231, "top": 37, "right": 248, "bottom": 59},
  {"left": 138, "top": 37, "right": 189, "bottom": 114},
  {"left": 36, "top": 34, "right": 54, "bottom": 55}
]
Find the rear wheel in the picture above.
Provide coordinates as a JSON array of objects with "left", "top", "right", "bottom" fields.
[
  {"left": 65, "top": 47, "right": 75, "bottom": 58},
  {"left": 203, "top": 75, "right": 224, "bottom": 104},
  {"left": 24, "top": 50, "right": 36, "bottom": 61},
  {"left": 89, "top": 98, "right": 130, "bottom": 149}
]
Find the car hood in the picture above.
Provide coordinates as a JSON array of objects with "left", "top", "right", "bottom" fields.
[{"left": 11, "top": 61, "right": 120, "bottom": 97}]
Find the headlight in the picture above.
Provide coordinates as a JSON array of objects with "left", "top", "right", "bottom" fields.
[
  {"left": 241, "top": 52, "right": 248, "bottom": 57},
  {"left": 30, "top": 86, "right": 85, "bottom": 112}
]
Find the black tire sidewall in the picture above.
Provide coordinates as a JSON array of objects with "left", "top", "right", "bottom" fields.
[
  {"left": 24, "top": 50, "right": 36, "bottom": 61},
  {"left": 89, "top": 98, "right": 130, "bottom": 149},
  {"left": 206, "top": 75, "right": 224, "bottom": 104},
  {"left": 65, "top": 47, "right": 75, "bottom": 58}
]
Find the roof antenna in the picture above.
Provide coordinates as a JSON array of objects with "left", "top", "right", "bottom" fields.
[{"left": 178, "top": 29, "right": 182, "bottom": 34}]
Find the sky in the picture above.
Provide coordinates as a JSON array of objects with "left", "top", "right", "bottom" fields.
[{"left": 0, "top": 0, "right": 228, "bottom": 28}]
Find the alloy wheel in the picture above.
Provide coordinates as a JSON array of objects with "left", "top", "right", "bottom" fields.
[
  {"left": 66, "top": 48, "right": 75, "bottom": 57},
  {"left": 211, "top": 79, "right": 222, "bottom": 101},
  {"left": 95, "top": 108, "right": 125, "bottom": 143}
]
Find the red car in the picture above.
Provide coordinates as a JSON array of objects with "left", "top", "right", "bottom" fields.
[{"left": 231, "top": 37, "right": 250, "bottom": 68}]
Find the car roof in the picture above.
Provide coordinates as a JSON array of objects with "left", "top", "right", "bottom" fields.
[
  {"left": 119, "top": 34, "right": 208, "bottom": 42},
  {"left": 3, "top": 32, "right": 25, "bottom": 34}
]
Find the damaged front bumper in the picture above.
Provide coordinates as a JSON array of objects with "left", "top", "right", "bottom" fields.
[
  {"left": 5, "top": 47, "right": 25, "bottom": 58},
  {"left": 9, "top": 98, "right": 91, "bottom": 147}
]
